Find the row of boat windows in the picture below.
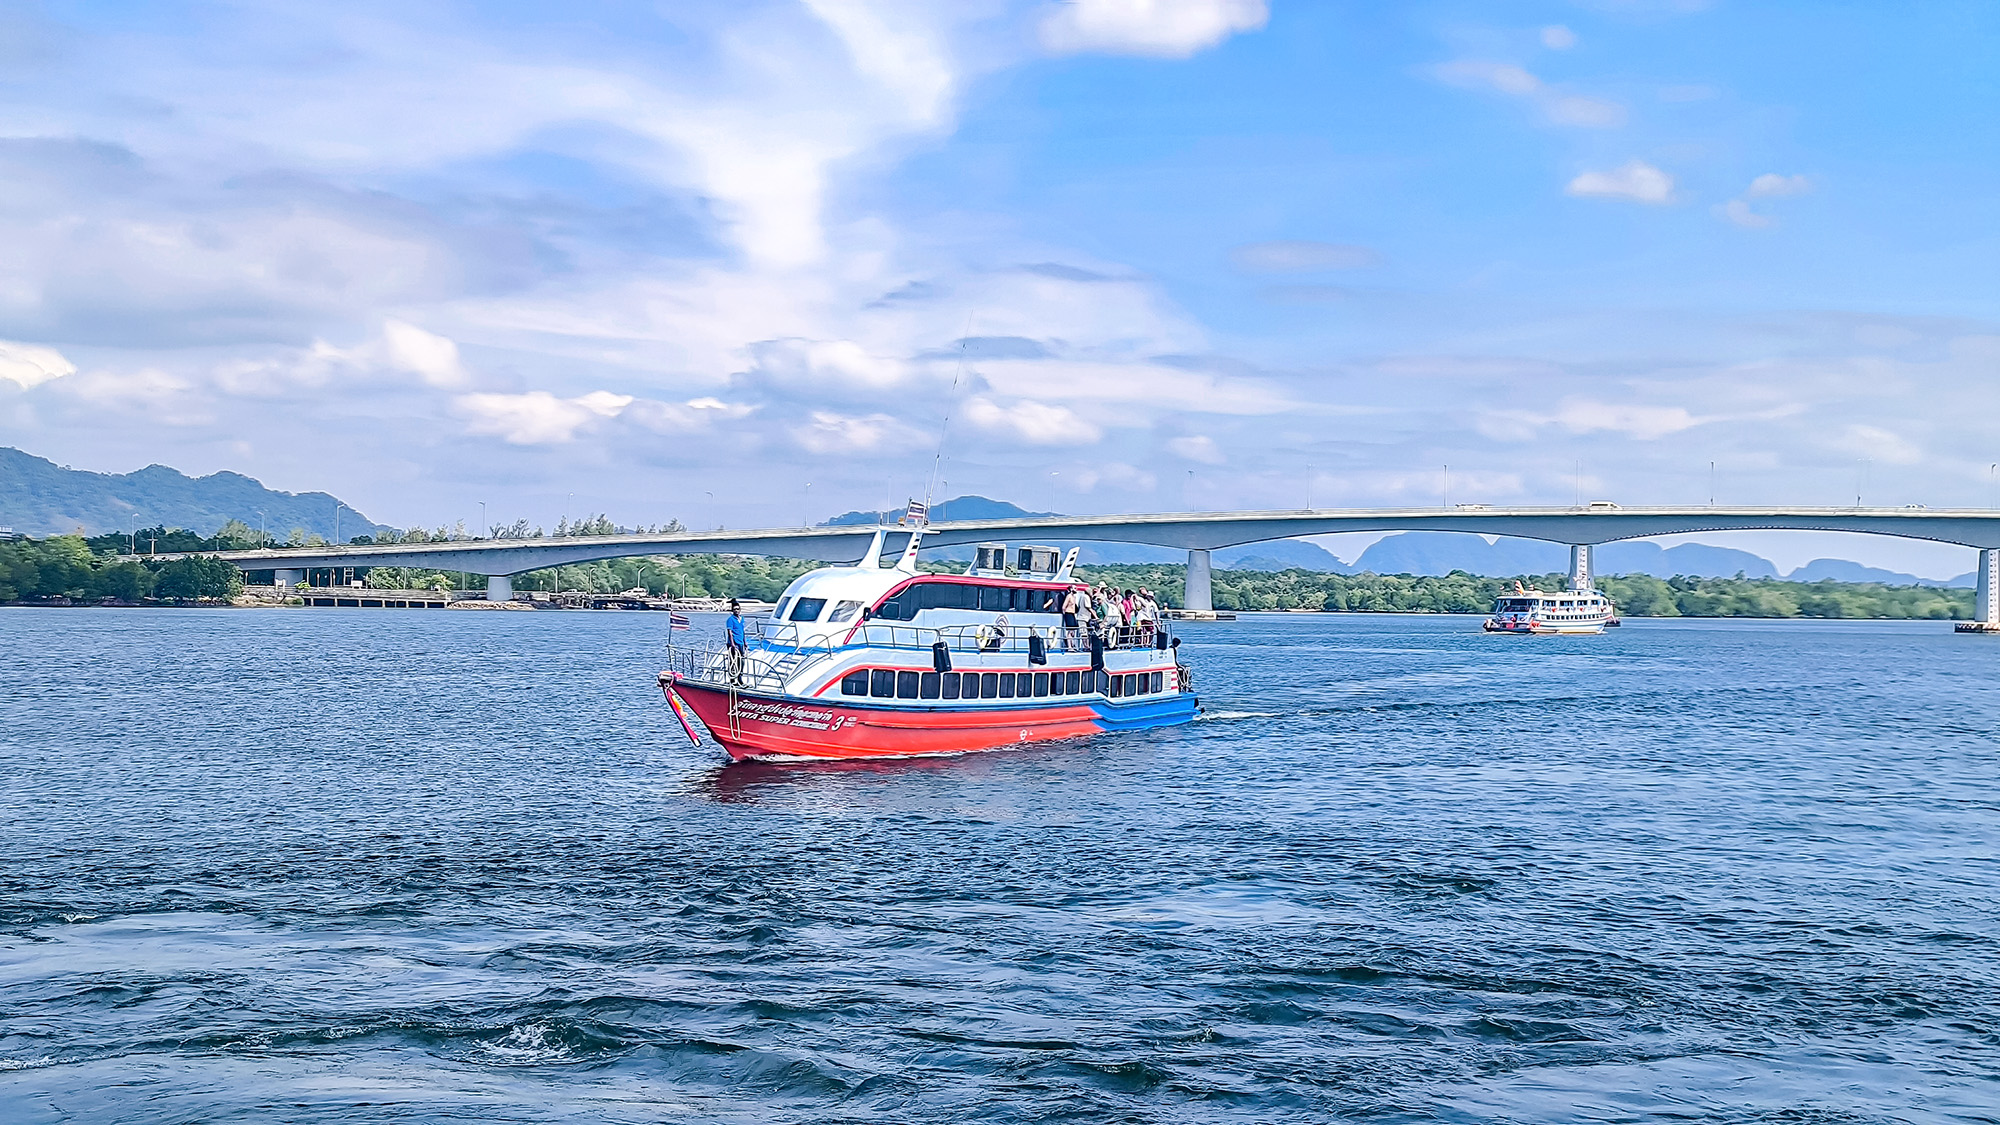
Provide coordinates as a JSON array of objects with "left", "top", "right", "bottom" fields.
[
  {"left": 775, "top": 596, "right": 861, "bottom": 624},
  {"left": 1498, "top": 597, "right": 1606, "bottom": 610},
  {"left": 873, "top": 583, "right": 1062, "bottom": 622},
  {"left": 839, "top": 668, "right": 1167, "bottom": 701},
  {"left": 774, "top": 583, "right": 1062, "bottom": 625}
]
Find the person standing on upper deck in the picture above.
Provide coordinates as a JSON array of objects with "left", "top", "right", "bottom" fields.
[{"left": 1061, "top": 585, "right": 1085, "bottom": 650}]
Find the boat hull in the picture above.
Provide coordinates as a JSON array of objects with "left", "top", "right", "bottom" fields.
[
  {"left": 1484, "top": 619, "right": 1607, "bottom": 635},
  {"left": 665, "top": 675, "right": 1198, "bottom": 761}
]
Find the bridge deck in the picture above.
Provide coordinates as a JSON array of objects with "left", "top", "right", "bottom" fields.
[{"left": 179, "top": 505, "right": 2000, "bottom": 578}]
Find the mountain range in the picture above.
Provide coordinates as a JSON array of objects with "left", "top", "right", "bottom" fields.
[{"left": 0, "top": 446, "right": 392, "bottom": 540}]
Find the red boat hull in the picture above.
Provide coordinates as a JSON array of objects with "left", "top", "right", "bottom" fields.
[{"left": 665, "top": 676, "right": 1164, "bottom": 760}]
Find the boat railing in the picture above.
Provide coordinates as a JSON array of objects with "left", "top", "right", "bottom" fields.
[
  {"left": 668, "top": 619, "right": 1175, "bottom": 692},
  {"left": 750, "top": 618, "right": 1170, "bottom": 657}
]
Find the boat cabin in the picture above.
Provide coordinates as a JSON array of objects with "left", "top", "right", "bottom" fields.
[
  {"left": 970, "top": 541, "right": 1064, "bottom": 579},
  {"left": 762, "top": 540, "right": 1077, "bottom": 642},
  {"left": 1495, "top": 592, "right": 1611, "bottom": 613}
]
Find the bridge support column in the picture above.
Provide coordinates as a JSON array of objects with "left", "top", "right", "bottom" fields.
[
  {"left": 1185, "top": 549, "right": 1212, "bottom": 613},
  {"left": 1568, "top": 544, "right": 1594, "bottom": 592},
  {"left": 273, "top": 568, "right": 303, "bottom": 588},
  {"left": 1978, "top": 549, "right": 1999, "bottom": 624},
  {"left": 486, "top": 575, "right": 514, "bottom": 602}
]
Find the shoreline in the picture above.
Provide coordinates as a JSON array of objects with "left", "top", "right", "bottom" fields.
[{"left": 0, "top": 600, "right": 1979, "bottom": 623}]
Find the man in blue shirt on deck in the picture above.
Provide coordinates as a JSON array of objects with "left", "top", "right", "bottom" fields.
[{"left": 725, "top": 599, "right": 746, "bottom": 683}]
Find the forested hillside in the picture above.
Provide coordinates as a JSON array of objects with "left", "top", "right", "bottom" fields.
[{"left": 0, "top": 446, "right": 392, "bottom": 539}]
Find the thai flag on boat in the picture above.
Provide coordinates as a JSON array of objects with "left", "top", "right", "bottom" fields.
[
  {"left": 903, "top": 498, "right": 928, "bottom": 526},
  {"left": 669, "top": 612, "right": 692, "bottom": 631}
]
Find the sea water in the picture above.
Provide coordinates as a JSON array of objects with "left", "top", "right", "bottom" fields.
[{"left": 2, "top": 608, "right": 1996, "bottom": 1123}]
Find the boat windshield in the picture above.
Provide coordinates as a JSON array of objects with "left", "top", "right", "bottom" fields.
[{"left": 1498, "top": 598, "right": 1539, "bottom": 610}]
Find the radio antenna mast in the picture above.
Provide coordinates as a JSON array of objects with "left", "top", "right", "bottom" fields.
[{"left": 922, "top": 316, "right": 974, "bottom": 515}]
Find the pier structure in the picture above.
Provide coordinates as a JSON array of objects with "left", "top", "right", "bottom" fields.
[{"left": 180, "top": 505, "right": 2000, "bottom": 628}]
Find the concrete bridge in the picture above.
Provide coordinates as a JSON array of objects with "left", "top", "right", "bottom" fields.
[{"left": 197, "top": 504, "right": 2000, "bottom": 626}]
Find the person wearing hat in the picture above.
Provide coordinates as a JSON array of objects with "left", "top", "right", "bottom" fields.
[{"left": 725, "top": 598, "right": 746, "bottom": 683}]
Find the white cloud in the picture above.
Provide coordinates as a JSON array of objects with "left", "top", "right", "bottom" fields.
[
  {"left": 1040, "top": 0, "right": 1268, "bottom": 59},
  {"left": 210, "top": 340, "right": 351, "bottom": 396},
  {"left": 1229, "top": 240, "right": 1381, "bottom": 273},
  {"left": 1433, "top": 60, "right": 1542, "bottom": 96},
  {"left": 1566, "top": 161, "right": 1675, "bottom": 204},
  {"left": 381, "top": 320, "right": 468, "bottom": 389},
  {"left": 1837, "top": 423, "right": 1922, "bottom": 466},
  {"left": 1747, "top": 173, "right": 1811, "bottom": 198},
  {"left": 16, "top": 7, "right": 991, "bottom": 278},
  {"left": 792, "top": 410, "right": 915, "bottom": 454},
  {"left": 627, "top": 396, "right": 757, "bottom": 434},
  {"left": 975, "top": 359, "right": 1291, "bottom": 416},
  {"left": 52, "top": 366, "right": 212, "bottom": 426},
  {"left": 803, "top": 0, "right": 958, "bottom": 127},
  {"left": 455, "top": 390, "right": 632, "bottom": 444},
  {"left": 1483, "top": 398, "right": 1701, "bottom": 441},
  {"left": 1168, "top": 433, "right": 1225, "bottom": 463},
  {"left": 1718, "top": 198, "right": 1770, "bottom": 228},
  {"left": 1547, "top": 95, "right": 1625, "bottom": 128},
  {"left": 1551, "top": 399, "right": 1699, "bottom": 438},
  {"left": 1376, "top": 355, "right": 1566, "bottom": 380},
  {"left": 1718, "top": 174, "right": 1809, "bottom": 228},
  {"left": 1541, "top": 25, "right": 1577, "bottom": 50},
  {"left": 750, "top": 338, "right": 909, "bottom": 389},
  {"left": 1431, "top": 60, "right": 1623, "bottom": 128},
  {"left": 0, "top": 341, "right": 77, "bottom": 390},
  {"left": 1070, "top": 460, "right": 1156, "bottom": 493},
  {"left": 1362, "top": 468, "right": 1526, "bottom": 503},
  {"left": 60, "top": 367, "right": 192, "bottom": 407},
  {"left": 963, "top": 396, "right": 1102, "bottom": 445}
]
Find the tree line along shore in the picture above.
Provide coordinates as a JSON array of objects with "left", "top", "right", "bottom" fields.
[{"left": 0, "top": 527, "right": 1974, "bottom": 620}]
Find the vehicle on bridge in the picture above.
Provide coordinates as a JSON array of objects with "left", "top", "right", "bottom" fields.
[
  {"left": 658, "top": 532, "right": 1199, "bottom": 760},
  {"left": 1484, "top": 583, "right": 1618, "bottom": 635}
]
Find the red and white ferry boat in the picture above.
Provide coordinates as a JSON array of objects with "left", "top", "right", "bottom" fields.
[{"left": 658, "top": 530, "right": 1199, "bottom": 760}]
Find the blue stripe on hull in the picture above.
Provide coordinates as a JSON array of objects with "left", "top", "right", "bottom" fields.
[{"left": 1092, "top": 693, "right": 1200, "bottom": 731}]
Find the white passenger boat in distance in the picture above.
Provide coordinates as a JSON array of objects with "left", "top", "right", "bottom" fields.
[{"left": 1484, "top": 582, "right": 1618, "bottom": 635}]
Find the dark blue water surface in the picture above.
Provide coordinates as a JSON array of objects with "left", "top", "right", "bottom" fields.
[{"left": 3, "top": 608, "right": 1998, "bottom": 1123}]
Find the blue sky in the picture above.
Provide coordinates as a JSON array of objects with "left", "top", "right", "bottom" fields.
[{"left": 0, "top": 0, "right": 1995, "bottom": 574}]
